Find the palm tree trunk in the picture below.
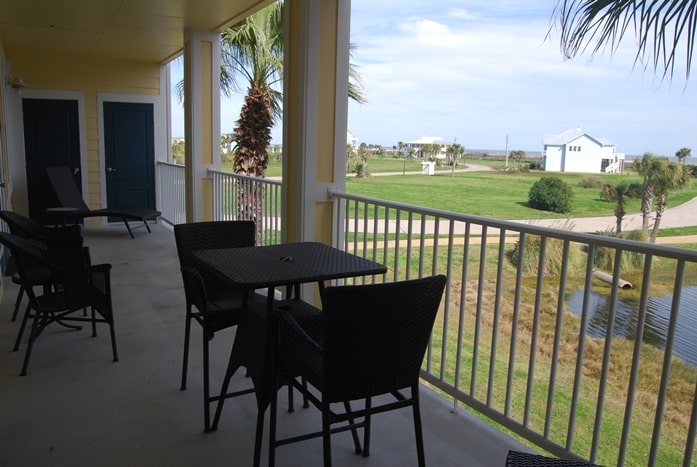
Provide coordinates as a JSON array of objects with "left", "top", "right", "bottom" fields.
[
  {"left": 650, "top": 192, "right": 667, "bottom": 243},
  {"left": 641, "top": 184, "right": 654, "bottom": 232},
  {"left": 615, "top": 206, "right": 624, "bottom": 234}
]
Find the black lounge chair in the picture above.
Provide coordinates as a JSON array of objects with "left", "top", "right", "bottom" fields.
[{"left": 46, "top": 166, "right": 160, "bottom": 239}]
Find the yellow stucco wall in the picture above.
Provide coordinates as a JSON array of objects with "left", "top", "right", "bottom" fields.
[{"left": 9, "top": 54, "right": 160, "bottom": 218}]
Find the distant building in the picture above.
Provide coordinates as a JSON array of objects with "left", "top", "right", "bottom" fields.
[
  {"left": 542, "top": 128, "right": 624, "bottom": 174},
  {"left": 406, "top": 135, "right": 452, "bottom": 159},
  {"left": 347, "top": 130, "right": 358, "bottom": 149}
]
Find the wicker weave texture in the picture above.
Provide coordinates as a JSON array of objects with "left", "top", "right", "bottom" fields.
[
  {"left": 320, "top": 275, "right": 447, "bottom": 402},
  {"left": 506, "top": 450, "right": 600, "bottom": 466}
]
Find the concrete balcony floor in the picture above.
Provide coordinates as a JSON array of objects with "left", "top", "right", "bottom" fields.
[{"left": 0, "top": 223, "right": 529, "bottom": 466}]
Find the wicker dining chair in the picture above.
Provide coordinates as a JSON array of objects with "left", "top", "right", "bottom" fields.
[
  {"left": 268, "top": 274, "right": 447, "bottom": 467},
  {"left": 0, "top": 232, "right": 117, "bottom": 376},
  {"left": 0, "top": 210, "right": 83, "bottom": 322},
  {"left": 173, "top": 220, "right": 265, "bottom": 432}
]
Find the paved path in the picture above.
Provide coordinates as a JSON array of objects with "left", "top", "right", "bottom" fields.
[{"left": 511, "top": 195, "right": 697, "bottom": 233}]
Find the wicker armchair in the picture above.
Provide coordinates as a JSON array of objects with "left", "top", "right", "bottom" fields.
[
  {"left": 0, "top": 210, "right": 83, "bottom": 321},
  {"left": 0, "top": 232, "right": 117, "bottom": 376},
  {"left": 269, "top": 274, "right": 447, "bottom": 467}
]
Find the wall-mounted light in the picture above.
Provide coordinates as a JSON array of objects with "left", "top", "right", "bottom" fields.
[{"left": 7, "top": 75, "right": 28, "bottom": 94}]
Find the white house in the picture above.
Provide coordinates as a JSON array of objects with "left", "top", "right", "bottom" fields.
[
  {"left": 347, "top": 129, "right": 358, "bottom": 148},
  {"left": 543, "top": 128, "right": 625, "bottom": 174},
  {"left": 406, "top": 135, "right": 451, "bottom": 159}
]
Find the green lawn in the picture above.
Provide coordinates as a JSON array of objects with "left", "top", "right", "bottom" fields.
[{"left": 225, "top": 157, "right": 697, "bottom": 221}]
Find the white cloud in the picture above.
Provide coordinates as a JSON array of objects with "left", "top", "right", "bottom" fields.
[
  {"left": 172, "top": 0, "right": 697, "bottom": 155},
  {"left": 346, "top": 0, "right": 697, "bottom": 155}
]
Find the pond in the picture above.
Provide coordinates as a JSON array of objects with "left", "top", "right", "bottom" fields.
[{"left": 565, "top": 286, "right": 697, "bottom": 367}]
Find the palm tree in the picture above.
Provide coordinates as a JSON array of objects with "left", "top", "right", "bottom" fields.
[
  {"left": 600, "top": 181, "right": 642, "bottom": 233},
  {"left": 221, "top": 3, "right": 283, "bottom": 178},
  {"left": 632, "top": 152, "right": 662, "bottom": 232},
  {"left": 509, "top": 150, "right": 526, "bottom": 169},
  {"left": 650, "top": 160, "right": 691, "bottom": 242},
  {"left": 175, "top": 1, "right": 367, "bottom": 178},
  {"left": 676, "top": 147, "right": 692, "bottom": 165}
]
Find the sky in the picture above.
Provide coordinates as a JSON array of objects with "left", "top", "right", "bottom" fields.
[{"left": 172, "top": 0, "right": 696, "bottom": 157}]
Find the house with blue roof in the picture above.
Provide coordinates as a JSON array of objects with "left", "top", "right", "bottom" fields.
[{"left": 542, "top": 128, "right": 625, "bottom": 174}]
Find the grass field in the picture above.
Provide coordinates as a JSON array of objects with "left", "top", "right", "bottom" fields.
[{"left": 223, "top": 156, "right": 697, "bottom": 224}]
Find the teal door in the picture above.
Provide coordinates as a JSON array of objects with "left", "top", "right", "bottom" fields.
[
  {"left": 22, "top": 98, "right": 81, "bottom": 223},
  {"left": 103, "top": 102, "right": 156, "bottom": 217}
]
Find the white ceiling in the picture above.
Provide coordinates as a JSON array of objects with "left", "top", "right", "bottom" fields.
[{"left": 0, "top": 0, "right": 269, "bottom": 63}]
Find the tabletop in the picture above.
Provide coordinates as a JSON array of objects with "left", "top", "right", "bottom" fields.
[{"left": 191, "top": 241, "right": 387, "bottom": 290}]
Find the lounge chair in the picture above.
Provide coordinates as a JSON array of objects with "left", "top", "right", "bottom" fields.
[{"left": 46, "top": 166, "right": 160, "bottom": 238}]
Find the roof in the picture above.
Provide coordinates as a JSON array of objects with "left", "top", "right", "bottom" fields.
[
  {"left": 407, "top": 135, "right": 450, "bottom": 145},
  {"left": 543, "top": 128, "right": 615, "bottom": 147}
]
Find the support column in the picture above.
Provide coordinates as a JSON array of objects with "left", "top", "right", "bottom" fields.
[
  {"left": 183, "top": 29, "right": 221, "bottom": 222},
  {"left": 283, "top": 0, "right": 351, "bottom": 244}
]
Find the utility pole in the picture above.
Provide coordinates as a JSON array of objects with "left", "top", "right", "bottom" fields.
[{"left": 505, "top": 135, "right": 509, "bottom": 168}]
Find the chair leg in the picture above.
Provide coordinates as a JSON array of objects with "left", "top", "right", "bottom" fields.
[
  {"left": 20, "top": 310, "right": 42, "bottom": 376},
  {"left": 202, "top": 327, "right": 211, "bottom": 433},
  {"left": 412, "top": 388, "right": 426, "bottom": 467},
  {"left": 322, "top": 400, "right": 333, "bottom": 467},
  {"left": 254, "top": 406, "right": 265, "bottom": 467},
  {"left": 181, "top": 310, "right": 192, "bottom": 390},
  {"left": 13, "top": 302, "right": 32, "bottom": 351},
  {"left": 362, "top": 398, "right": 371, "bottom": 457},
  {"left": 98, "top": 305, "right": 119, "bottom": 362},
  {"left": 342, "top": 401, "right": 363, "bottom": 455},
  {"left": 11, "top": 285, "right": 25, "bottom": 321},
  {"left": 287, "top": 380, "right": 294, "bottom": 413},
  {"left": 91, "top": 307, "right": 97, "bottom": 337},
  {"left": 268, "top": 379, "right": 278, "bottom": 467},
  {"left": 122, "top": 219, "right": 135, "bottom": 239}
]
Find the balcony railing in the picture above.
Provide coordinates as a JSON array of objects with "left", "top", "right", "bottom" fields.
[
  {"left": 159, "top": 165, "right": 697, "bottom": 465},
  {"left": 329, "top": 189, "right": 697, "bottom": 467},
  {"left": 157, "top": 161, "right": 186, "bottom": 225},
  {"left": 156, "top": 163, "right": 282, "bottom": 246}
]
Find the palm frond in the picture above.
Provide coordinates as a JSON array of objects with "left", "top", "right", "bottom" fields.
[{"left": 551, "top": 0, "right": 697, "bottom": 80}]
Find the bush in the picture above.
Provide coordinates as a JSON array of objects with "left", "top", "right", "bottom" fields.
[
  {"left": 579, "top": 176, "right": 605, "bottom": 188},
  {"left": 528, "top": 176, "right": 574, "bottom": 213}
]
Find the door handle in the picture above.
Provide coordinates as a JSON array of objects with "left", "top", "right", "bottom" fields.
[
  {"left": 72, "top": 167, "right": 80, "bottom": 175},
  {"left": 106, "top": 167, "right": 117, "bottom": 173}
]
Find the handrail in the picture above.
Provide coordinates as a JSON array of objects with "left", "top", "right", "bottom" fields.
[{"left": 329, "top": 187, "right": 697, "bottom": 466}]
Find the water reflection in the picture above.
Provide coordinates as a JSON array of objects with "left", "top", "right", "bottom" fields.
[{"left": 565, "top": 286, "right": 697, "bottom": 367}]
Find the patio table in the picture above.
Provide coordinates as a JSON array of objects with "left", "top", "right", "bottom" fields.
[{"left": 191, "top": 241, "right": 387, "bottom": 464}]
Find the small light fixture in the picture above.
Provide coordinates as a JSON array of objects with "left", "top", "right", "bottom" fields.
[{"left": 7, "top": 75, "right": 28, "bottom": 94}]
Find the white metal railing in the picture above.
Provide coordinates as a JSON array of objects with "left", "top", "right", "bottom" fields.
[
  {"left": 605, "top": 160, "right": 620, "bottom": 173},
  {"left": 209, "top": 169, "right": 282, "bottom": 246},
  {"left": 155, "top": 164, "right": 282, "bottom": 245},
  {"left": 157, "top": 161, "right": 186, "bottom": 225},
  {"left": 329, "top": 188, "right": 697, "bottom": 467}
]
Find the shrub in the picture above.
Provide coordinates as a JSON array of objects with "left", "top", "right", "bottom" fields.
[
  {"left": 592, "top": 229, "right": 646, "bottom": 272},
  {"left": 508, "top": 220, "right": 580, "bottom": 275},
  {"left": 528, "top": 176, "right": 574, "bottom": 213},
  {"left": 579, "top": 176, "right": 605, "bottom": 188}
]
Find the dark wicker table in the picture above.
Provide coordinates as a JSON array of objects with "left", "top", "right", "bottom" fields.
[
  {"left": 192, "top": 241, "right": 387, "bottom": 294},
  {"left": 191, "top": 242, "right": 387, "bottom": 441}
]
